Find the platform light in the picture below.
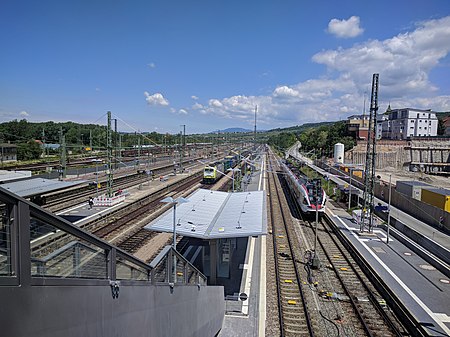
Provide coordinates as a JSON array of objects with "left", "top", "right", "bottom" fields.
[{"left": 160, "top": 196, "right": 189, "bottom": 250}]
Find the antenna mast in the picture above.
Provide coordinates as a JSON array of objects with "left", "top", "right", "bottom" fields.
[
  {"left": 361, "top": 74, "right": 379, "bottom": 232},
  {"left": 106, "top": 111, "right": 113, "bottom": 197},
  {"left": 254, "top": 105, "right": 257, "bottom": 151}
]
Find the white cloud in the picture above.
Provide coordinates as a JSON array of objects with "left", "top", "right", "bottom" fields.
[
  {"left": 198, "top": 16, "right": 450, "bottom": 128},
  {"left": 191, "top": 95, "right": 199, "bottom": 100},
  {"left": 170, "top": 108, "right": 176, "bottom": 113},
  {"left": 327, "top": 16, "right": 364, "bottom": 38},
  {"left": 314, "top": 16, "right": 450, "bottom": 97},
  {"left": 192, "top": 102, "right": 203, "bottom": 110},
  {"left": 273, "top": 86, "right": 299, "bottom": 98},
  {"left": 209, "top": 99, "right": 223, "bottom": 108},
  {"left": 20, "top": 111, "right": 29, "bottom": 117},
  {"left": 95, "top": 87, "right": 101, "bottom": 92},
  {"left": 148, "top": 62, "right": 156, "bottom": 68},
  {"left": 144, "top": 91, "right": 169, "bottom": 106},
  {"left": 179, "top": 109, "right": 188, "bottom": 115}
]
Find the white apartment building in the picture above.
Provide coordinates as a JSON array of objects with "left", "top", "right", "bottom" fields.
[{"left": 378, "top": 108, "right": 438, "bottom": 140}]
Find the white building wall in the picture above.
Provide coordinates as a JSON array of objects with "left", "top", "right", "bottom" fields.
[{"left": 381, "top": 108, "right": 438, "bottom": 139}]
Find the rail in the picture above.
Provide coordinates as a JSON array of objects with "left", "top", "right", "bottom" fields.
[
  {"left": 267, "top": 153, "right": 315, "bottom": 337},
  {"left": 322, "top": 213, "right": 431, "bottom": 337}
]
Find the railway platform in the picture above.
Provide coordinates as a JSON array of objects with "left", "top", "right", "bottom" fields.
[
  {"left": 218, "top": 154, "right": 268, "bottom": 337},
  {"left": 326, "top": 202, "right": 450, "bottom": 336},
  {"left": 56, "top": 168, "right": 199, "bottom": 227}
]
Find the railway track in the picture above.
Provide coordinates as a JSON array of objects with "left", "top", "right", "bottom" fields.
[
  {"left": 263, "top": 146, "right": 412, "bottom": 337},
  {"left": 44, "top": 173, "right": 146, "bottom": 212},
  {"left": 43, "top": 160, "right": 202, "bottom": 212},
  {"left": 30, "top": 154, "right": 234, "bottom": 265},
  {"left": 314, "top": 217, "right": 406, "bottom": 337},
  {"left": 267, "top": 153, "right": 315, "bottom": 337},
  {"left": 276, "top": 164, "right": 408, "bottom": 336},
  {"left": 95, "top": 174, "right": 202, "bottom": 244},
  {"left": 31, "top": 172, "right": 203, "bottom": 259}
]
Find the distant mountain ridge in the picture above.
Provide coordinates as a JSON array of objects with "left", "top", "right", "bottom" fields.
[{"left": 210, "top": 127, "right": 252, "bottom": 133}]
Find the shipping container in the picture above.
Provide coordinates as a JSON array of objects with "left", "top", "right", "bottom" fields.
[
  {"left": 421, "top": 188, "right": 450, "bottom": 212},
  {"left": 396, "top": 180, "right": 432, "bottom": 200}
]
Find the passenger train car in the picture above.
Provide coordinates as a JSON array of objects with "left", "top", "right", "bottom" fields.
[
  {"left": 202, "top": 161, "right": 225, "bottom": 184},
  {"left": 281, "top": 159, "right": 326, "bottom": 215},
  {"left": 223, "top": 155, "right": 238, "bottom": 171}
]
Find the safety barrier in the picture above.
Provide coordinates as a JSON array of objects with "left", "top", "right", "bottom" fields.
[{"left": 93, "top": 194, "right": 126, "bottom": 207}]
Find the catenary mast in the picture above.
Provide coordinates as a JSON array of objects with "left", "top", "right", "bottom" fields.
[{"left": 361, "top": 74, "right": 379, "bottom": 232}]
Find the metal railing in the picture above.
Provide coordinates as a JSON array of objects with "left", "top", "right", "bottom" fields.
[
  {"left": 149, "top": 245, "right": 207, "bottom": 286},
  {"left": 0, "top": 186, "right": 206, "bottom": 288}
]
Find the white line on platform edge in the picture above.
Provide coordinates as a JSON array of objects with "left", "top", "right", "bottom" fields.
[
  {"left": 328, "top": 209, "right": 450, "bottom": 335},
  {"left": 73, "top": 202, "right": 123, "bottom": 224},
  {"left": 258, "top": 155, "right": 267, "bottom": 336},
  {"left": 242, "top": 236, "right": 255, "bottom": 315}
]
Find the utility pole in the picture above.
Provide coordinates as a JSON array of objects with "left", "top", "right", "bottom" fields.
[
  {"left": 216, "top": 130, "right": 219, "bottom": 158},
  {"left": 361, "top": 74, "right": 379, "bottom": 232},
  {"left": 59, "top": 127, "right": 67, "bottom": 180},
  {"left": 113, "top": 118, "right": 118, "bottom": 169},
  {"left": 181, "top": 125, "right": 185, "bottom": 172},
  {"left": 119, "top": 134, "right": 122, "bottom": 160},
  {"left": 42, "top": 127, "right": 46, "bottom": 158},
  {"left": 137, "top": 134, "right": 141, "bottom": 169},
  {"left": 164, "top": 133, "right": 167, "bottom": 154},
  {"left": 89, "top": 130, "right": 92, "bottom": 151},
  {"left": 106, "top": 111, "right": 113, "bottom": 197},
  {"left": 254, "top": 105, "right": 257, "bottom": 152}
]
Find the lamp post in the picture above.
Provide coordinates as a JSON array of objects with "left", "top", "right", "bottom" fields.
[
  {"left": 227, "top": 168, "right": 240, "bottom": 192},
  {"left": 95, "top": 159, "right": 99, "bottom": 197},
  {"left": 348, "top": 168, "right": 352, "bottom": 211},
  {"left": 312, "top": 178, "right": 321, "bottom": 269},
  {"left": 161, "top": 196, "right": 189, "bottom": 284},
  {"left": 161, "top": 196, "right": 189, "bottom": 249},
  {"left": 387, "top": 174, "right": 392, "bottom": 244}
]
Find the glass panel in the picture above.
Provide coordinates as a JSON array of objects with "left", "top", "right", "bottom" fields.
[
  {"left": 0, "top": 203, "right": 13, "bottom": 276},
  {"left": 186, "top": 265, "right": 198, "bottom": 285},
  {"left": 152, "top": 255, "right": 168, "bottom": 283},
  {"left": 30, "top": 216, "right": 107, "bottom": 279},
  {"left": 175, "top": 257, "right": 185, "bottom": 284},
  {"left": 116, "top": 255, "right": 149, "bottom": 281}
]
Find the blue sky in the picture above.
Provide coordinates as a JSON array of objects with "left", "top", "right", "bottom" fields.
[{"left": 1, "top": 1, "right": 450, "bottom": 134}]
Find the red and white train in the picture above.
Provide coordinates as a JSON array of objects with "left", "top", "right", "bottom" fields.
[{"left": 281, "top": 159, "right": 326, "bottom": 215}]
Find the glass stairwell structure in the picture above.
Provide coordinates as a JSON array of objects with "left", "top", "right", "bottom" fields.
[{"left": 0, "top": 186, "right": 224, "bottom": 337}]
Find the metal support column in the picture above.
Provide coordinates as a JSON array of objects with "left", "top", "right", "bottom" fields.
[
  {"left": 361, "top": 74, "right": 379, "bottom": 232},
  {"left": 209, "top": 239, "right": 217, "bottom": 285}
]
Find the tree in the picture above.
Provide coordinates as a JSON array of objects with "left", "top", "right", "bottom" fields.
[
  {"left": 17, "top": 141, "right": 42, "bottom": 161},
  {"left": 267, "top": 132, "right": 297, "bottom": 150}
]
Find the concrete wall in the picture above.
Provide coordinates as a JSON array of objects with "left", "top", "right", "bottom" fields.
[
  {"left": 346, "top": 139, "right": 450, "bottom": 170},
  {"left": 0, "top": 283, "right": 225, "bottom": 337}
]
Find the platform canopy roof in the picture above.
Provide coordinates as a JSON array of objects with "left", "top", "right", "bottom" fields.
[
  {"left": 1, "top": 178, "right": 86, "bottom": 198},
  {"left": 0, "top": 170, "right": 32, "bottom": 183},
  {"left": 145, "top": 188, "right": 267, "bottom": 240}
]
